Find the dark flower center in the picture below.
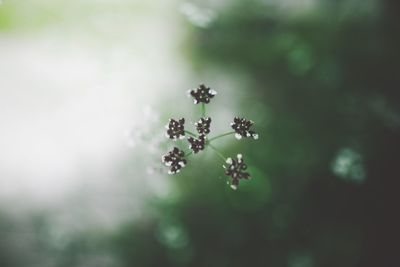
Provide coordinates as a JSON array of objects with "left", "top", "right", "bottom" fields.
[
  {"left": 195, "top": 117, "right": 212, "bottom": 135},
  {"left": 166, "top": 118, "right": 185, "bottom": 140},
  {"left": 162, "top": 147, "right": 187, "bottom": 174},
  {"left": 230, "top": 117, "right": 258, "bottom": 140},
  {"left": 224, "top": 154, "right": 250, "bottom": 189},
  {"left": 190, "top": 84, "right": 217, "bottom": 104},
  {"left": 188, "top": 134, "right": 206, "bottom": 153}
]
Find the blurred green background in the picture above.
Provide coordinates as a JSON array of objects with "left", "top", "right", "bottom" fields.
[{"left": 0, "top": 0, "right": 399, "bottom": 266}]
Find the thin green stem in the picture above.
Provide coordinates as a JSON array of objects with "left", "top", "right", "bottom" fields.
[
  {"left": 185, "top": 151, "right": 193, "bottom": 157},
  {"left": 208, "top": 132, "right": 236, "bottom": 142},
  {"left": 185, "top": 130, "right": 197, "bottom": 137},
  {"left": 208, "top": 143, "right": 227, "bottom": 162},
  {"left": 201, "top": 103, "right": 206, "bottom": 117}
]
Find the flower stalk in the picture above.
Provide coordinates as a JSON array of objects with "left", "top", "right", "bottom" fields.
[
  {"left": 208, "top": 132, "right": 236, "bottom": 142},
  {"left": 207, "top": 143, "right": 227, "bottom": 161},
  {"left": 184, "top": 130, "right": 197, "bottom": 137}
]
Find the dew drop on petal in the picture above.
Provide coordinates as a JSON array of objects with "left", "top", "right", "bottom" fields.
[
  {"left": 210, "top": 89, "right": 217, "bottom": 95},
  {"left": 235, "top": 133, "right": 242, "bottom": 140}
]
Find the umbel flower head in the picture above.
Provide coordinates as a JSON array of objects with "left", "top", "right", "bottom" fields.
[
  {"left": 188, "top": 134, "right": 206, "bottom": 153},
  {"left": 224, "top": 154, "right": 251, "bottom": 190},
  {"left": 195, "top": 117, "right": 211, "bottom": 135},
  {"left": 162, "top": 147, "right": 187, "bottom": 174},
  {"left": 189, "top": 84, "right": 217, "bottom": 104},
  {"left": 162, "top": 85, "right": 259, "bottom": 190},
  {"left": 166, "top": 118, "right": 185, "bottom": 140},
  {"left": 230, "top": 117, "right": 259, "bottom": 140}
]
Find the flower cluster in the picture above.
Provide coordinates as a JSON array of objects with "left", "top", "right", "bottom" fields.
[
  {"left": 231, "top": 117, "right": 259, "bottom": 140},
  {"left": 224, "top": 154, "right": 251, "bottom": 190},
  {"left": 162, "top": 84, "right": 259, "bottom": 189},
  {"left": 195, "top": 117, "right": 211, "bottom": 134},
  {"left": 165, "top": 118, "right": 185, "bottom": 140},
  {"left": 188, "top": 134, "right": 206, "bottom": 153},
  {"left": 162, "top": 147, "right": 187, "bottom": 174},
  {"left": 189, "top": 84, "right": 217, "bottom": 104}
]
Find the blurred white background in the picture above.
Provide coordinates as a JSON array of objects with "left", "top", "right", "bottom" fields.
[{"left": 0, "top": 0, "right": 190, "bottom": 228}]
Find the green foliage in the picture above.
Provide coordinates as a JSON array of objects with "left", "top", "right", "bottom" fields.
[{"left": 0, "top": 0, "right": 399, "bottom": 266}]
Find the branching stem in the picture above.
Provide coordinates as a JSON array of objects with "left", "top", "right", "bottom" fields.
[
  {"left": 201, "top": 103, "right": 206, "bottom": 117},
  {"left": 185, "top": 130, "right": 197, "bottom": 137},
  {"left": 208, "top": 143, "right": 227, "bottom": 162},
  {"left": 208, "top": 132, "right": 235, "bottom": 142}
]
